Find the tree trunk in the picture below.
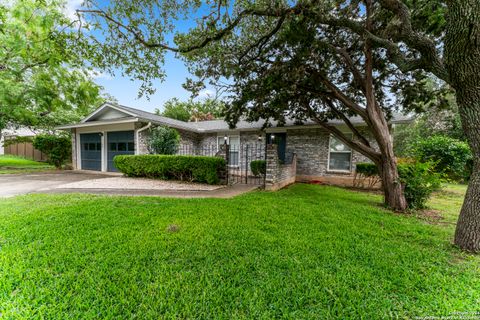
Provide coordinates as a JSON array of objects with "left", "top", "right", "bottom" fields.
[
  {"left": 364, "top": 0, "right": 407, "bottom": 212},
  {"left": 445, "top": 0, "right": 480, "bottom": 252},
  {"left": 378, "top": 153, "right": 407, "bottom": 212}
]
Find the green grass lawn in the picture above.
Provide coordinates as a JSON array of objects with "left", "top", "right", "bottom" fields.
[
  {"left": 0, "top": 155, "right": 54, "bottom": 174},
  {"left": 0, "top": 184, "right": 478, "bottom": 319}
]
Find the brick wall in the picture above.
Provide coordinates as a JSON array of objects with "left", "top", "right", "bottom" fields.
[{"left": 265, "top": 144, "right": 297, "bottom": 191}]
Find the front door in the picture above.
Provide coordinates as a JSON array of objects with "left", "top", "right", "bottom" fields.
[
  {"left": 80, "top": 133, "right": 102, "bottom": 171},
  {"left": 267, "top": 133, "right": 287, "bottom": 163},
  {"left": 107, "top": 131, "right": 135, "bottom": 172}
]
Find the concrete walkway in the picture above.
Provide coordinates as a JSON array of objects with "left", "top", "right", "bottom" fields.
[{"left": 0, "top": 171, "right": 259, "bottom": 198}]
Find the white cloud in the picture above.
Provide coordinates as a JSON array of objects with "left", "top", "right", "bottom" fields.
[
  {"left": 86, "top": 69, "right": 112, "bottom": 80},
  {"left": 63, "top": 0, "right": 84, "bottom": 21},
  {"left": 198, "top": 89, "right": 214, "bottom": 98}
]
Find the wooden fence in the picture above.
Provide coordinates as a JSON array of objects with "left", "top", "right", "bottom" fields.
[{"left": 3, "top": 137, "right": 47, "bottom": 162}]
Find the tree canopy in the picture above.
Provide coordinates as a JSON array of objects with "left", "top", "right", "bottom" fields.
[
  {"left": 0, "top": 0, "right": 105, "bottom": 132},
  {"left": 157, "top": 98, "right": 225, "bottom": 122}
]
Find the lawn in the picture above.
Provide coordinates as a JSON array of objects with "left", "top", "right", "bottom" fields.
[
  {"left": 0, "top": 155, "right": 54, "bottom": 174},
  {"left": 0, "top": 184, "right": 478, "bottom": 319}
]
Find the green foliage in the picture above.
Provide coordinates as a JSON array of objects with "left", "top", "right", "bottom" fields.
[
  {"left": 397, "top": 161, "right": 443, "bottom": 210},
  {"left": 2, "top": 136, "right": 33, "bottom": 147},
  {"left": 0, "top": 185, "right": 479, "bottom": 318},
  {"left": 412, "top": 136, "right": 472, "bottom": 182},
  {"left": 0, "top": 0, "right": 105, "bottom": 131},
  {"left": 114, "top": 155, "right": 225, "bottom": 184},
  {"left": 147, "top": 126, "right": 180, "bottom": 155},
  {"left": 355, "top": 163, "right": 378, "bottom": 177},
  {"left": 250, "top": 160, "right": 266, "bottom": 177},
  {"left": 32, "top": 134, "right": 71, "bottom": 169},
  {"left": 156, "top": 98, "right": 225, "bottom": 122},
  {"left": 356, "top": 161, "right": 443, "bottom": 209}
]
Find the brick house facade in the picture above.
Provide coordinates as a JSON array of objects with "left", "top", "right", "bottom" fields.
[{"left": 58, "top": 103, "right": 410, "bottom": 189}]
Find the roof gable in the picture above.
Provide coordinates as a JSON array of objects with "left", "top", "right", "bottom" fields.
[{"left": 81, "top": 103, "right": 137, "bottom": 123}]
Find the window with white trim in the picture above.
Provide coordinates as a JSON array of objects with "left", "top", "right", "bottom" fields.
[{"left": 328, "top": 134, "right": 352, "bottom": 171}]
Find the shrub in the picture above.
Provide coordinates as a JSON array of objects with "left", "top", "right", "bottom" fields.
[
  {"left": 250, "top": 160, "right": 266, "bottom": 177},
  {"left": 147, "top": 126, "right": 180, "bottom": 155},
  {"left": 355, "top": 161, "right": 442, "bottom": 210},
  {"left": 114, "top": 154, "right": 226, "bottom": 185},
  {"left": 397, "top": 161, "right": 443, "bottom": 210},
  {"left": 412, "top": 135, "right": 472, "bottom": 182},
  {"left": 32, "top": 134, "right": 71, "bottom": 169},
  {"left": 355, "top": 162, "right": 378, "bottom": 177}
]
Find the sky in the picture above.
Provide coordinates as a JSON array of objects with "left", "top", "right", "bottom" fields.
[{"left": 64, "top": 0, "right": 215, "bottom": 114}]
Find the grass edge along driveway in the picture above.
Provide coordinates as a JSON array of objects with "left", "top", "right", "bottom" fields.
[
  {"left": 0, "top": 155, "right": 54, "bottom": 174},
  {"left": 0, "top": 184, "right": 478, "bottom": 319}
]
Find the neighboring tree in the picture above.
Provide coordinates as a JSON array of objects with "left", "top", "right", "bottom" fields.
[
  {"left": 32, "top": 134, "right": 71, "bottom": 169},
  {"left": 75, "top": 1, "right": 480, "bottom": 251},
  {"left": 147, "top": 126, "right": 180, "bottom": 155},
  {"left": 156, "top": 98, "right": 225, "bottom": 122},
  {"left": 0, "top": 0, "right": 104, "bottom": 136}
]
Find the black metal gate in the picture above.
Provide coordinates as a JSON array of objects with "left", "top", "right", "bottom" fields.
[{"left": 226, "top": 143, "right": 266, "bottom": 186}]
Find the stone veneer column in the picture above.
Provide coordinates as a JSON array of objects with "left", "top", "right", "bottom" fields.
[{"left": 265, "top": 144, "right": 279, "bottom": 188}]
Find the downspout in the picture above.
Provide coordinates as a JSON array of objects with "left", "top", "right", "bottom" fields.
[{"left": 136, "top": 122, "right": 152, "bottom": 155}]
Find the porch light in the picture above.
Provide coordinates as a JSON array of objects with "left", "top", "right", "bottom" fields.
[
  {"left": 270, "top": 133, "right": 275, "bottom": 141},
  {"left": 257, "top": 135, "right": 262, "bottom": 141},
  {"left": 224, "top": 136, "right": 228, "bottom": 143}
]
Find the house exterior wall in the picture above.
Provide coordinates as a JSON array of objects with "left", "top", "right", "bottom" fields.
[{"left": 285, "top": 126, "right": 375, "bottom": 185}]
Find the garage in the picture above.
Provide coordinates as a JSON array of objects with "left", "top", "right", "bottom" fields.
[
  {"left": 80, "top": 133, "right": 102, "bottom": 171},
  {"left": 107, "top": 131, "right": 135, "bottom": 172}
]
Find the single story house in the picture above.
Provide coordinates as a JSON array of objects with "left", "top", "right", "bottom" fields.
[{"left": 57, "top": 102, "right": 410, "bottom": 188}]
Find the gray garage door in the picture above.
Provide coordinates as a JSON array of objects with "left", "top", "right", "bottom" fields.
[
  {"left": 80, "top": 133, "right": 102, "bottom": 171},
  {"left": 107, "top": 131, "right": 135, "bottom": 172}
]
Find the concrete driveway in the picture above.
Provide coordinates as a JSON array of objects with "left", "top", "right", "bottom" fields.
[
  {"left": 0, "top": 171, "right": 113, "bottom": 197},
  {"left": 0, "top": 171, "right": 258, "bottom": 198}
]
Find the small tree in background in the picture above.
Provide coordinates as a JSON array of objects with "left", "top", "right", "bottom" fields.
[
  {"left": 33, "top": 134, "right": 71, "bottom": 169},
  {"left": 156, "top": 98, "right": 224, "bottom": 122},
  {"left": 147, "top": 126, "right": 180, "bottom": 155}
]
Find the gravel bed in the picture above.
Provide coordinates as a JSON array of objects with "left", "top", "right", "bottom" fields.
[{"left": 56, "top": 177, "right": 223, "bottom": 191}]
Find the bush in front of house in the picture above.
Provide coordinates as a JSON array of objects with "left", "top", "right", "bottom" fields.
[
  {"left": 114, "top": 154, "right": 226, "bottom": 184},
  {"left": 397, "top": 161, "right": 443, "bottom": 210},
  {"left": 32, "top": 134, "right": 71, "bottom": 169},
  {"left": 356, "top": 160, "right": 442, "bottom": 210},
  {"left": 250, "top": 160, "right": 266, "bottom": 177},
  {"left": 147, "top": 125, "right": 180, "bottom": 155},
  {"left": 411, "top": 135, "right": 472, "bottom": 182}
]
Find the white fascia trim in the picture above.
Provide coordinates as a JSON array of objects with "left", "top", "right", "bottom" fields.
[
  {"left": 56, "top": 118, "right": 140, "bottom": 130},
  {"left": 80, "top": 103, "right": 138, "bottom": 123}
]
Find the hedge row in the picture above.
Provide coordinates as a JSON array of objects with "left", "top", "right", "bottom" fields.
[
  {"left": 356, "top": 161, "right": 442, "bottom": 210},
  {"left": 114, "top": 155, "right": 226, "bottom": 185}
]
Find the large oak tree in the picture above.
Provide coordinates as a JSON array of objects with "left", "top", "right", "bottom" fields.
[{"left": 76, "top": 0, "right": 480, "bottom": 251}]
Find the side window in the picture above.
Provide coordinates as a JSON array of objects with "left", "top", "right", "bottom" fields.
[{"left": 328, "top": 134, "right": 352, "bottom": 171}]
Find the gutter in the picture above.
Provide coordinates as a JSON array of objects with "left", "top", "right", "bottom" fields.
[{"left": 135, "top": 122, "right": 152, "bottom": 155}]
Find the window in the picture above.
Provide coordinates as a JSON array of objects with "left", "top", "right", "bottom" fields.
[
  {"left": 328, "top": 134, "right": 352, "bottom": 171},
  {"left": 109, "top": 143, "right": 117, "bottom": 151},
  {"left": 117, "top": 142, "right": 127, "bottom": 151},
  {"left": 127, "top": 142, "right": 135, "bottom": 152}
]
